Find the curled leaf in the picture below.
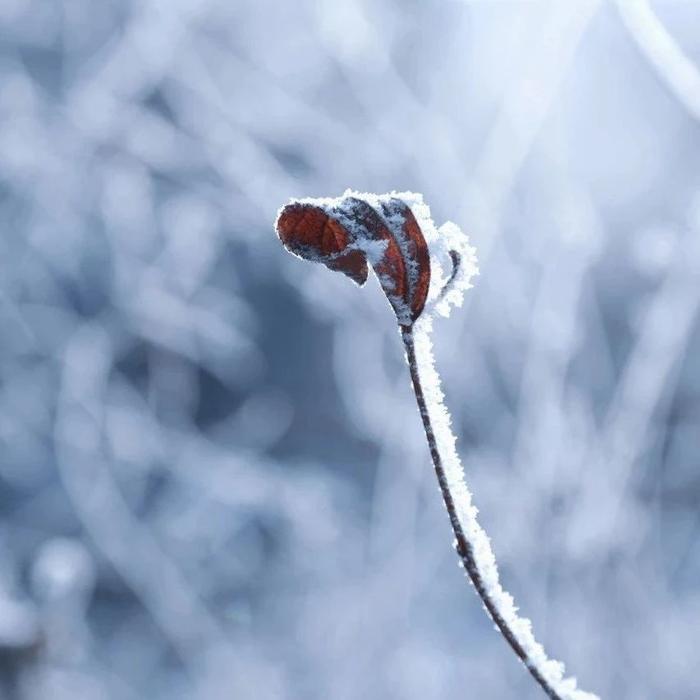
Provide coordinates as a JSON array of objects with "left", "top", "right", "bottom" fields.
[
  {"left": 379, "top": 198, "right": 431, "bottom": 321},
  {"left": 275, "top": 191, "right": 477, "bottom": 326},
  {"left": 275, "top": 202, "right": 368, "bottom": 286}
]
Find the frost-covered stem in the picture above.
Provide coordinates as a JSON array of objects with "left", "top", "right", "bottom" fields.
[
  {"left": 401, "top": 326, "right": 563, "bottom": 700},
  {"left": 437, "top": 250, "right": 461, "bottom": 303}
]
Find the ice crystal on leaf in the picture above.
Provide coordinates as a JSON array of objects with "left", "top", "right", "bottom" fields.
[{"left": 276, "top": 190, "right": 476, "bottom": 326}]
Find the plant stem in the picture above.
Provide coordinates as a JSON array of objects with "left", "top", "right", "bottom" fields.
[{"left": 401, "top": 326, "right": 562, "bottom": 700}]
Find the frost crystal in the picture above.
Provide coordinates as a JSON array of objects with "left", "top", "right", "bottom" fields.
[
  {"left": 389, "top": 192, "right": 478, "bottom": 318},
  {"left": 411, "top": 313, "right": 599, "bottom": 700},
  {"left": 276, "top": 189, "right": 478, "bottom": 325}
]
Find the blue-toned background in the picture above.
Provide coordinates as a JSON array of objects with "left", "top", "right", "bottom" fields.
[{"left": 1, "top": 1, "right": 699, "bottom": 698}]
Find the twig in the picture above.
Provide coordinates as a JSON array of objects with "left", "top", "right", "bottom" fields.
[
  {"left": 617, "top": 0, "right": 700, "bottom": 123},
  {"left": 276, "top": 191, "right": 596, "bottom": 699},
  {"left": 402, "top": 325, "right": 564, "bottom": 700}
]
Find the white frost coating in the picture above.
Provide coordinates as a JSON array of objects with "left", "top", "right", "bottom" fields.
[
  {"left": 380, "top": 191, "right": 479, "bottom": 318},
  {"left": 411, "top": 313, "right": 599, "bottom": 700},
  {"left": 281, "top": 189, "right": 479, "bottom": 323},
  {"left": 281, "top": 190, "right": 596, "bottom": 697},
  {"left": 352, "top": 237, "right": 389, "bottom": 268},
  {"left": 434, "top": 221, "right": 479, "bottom": 316}
]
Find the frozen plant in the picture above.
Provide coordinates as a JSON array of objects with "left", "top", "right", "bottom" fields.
[{"left": 275, "top": 190, "right": 599, "bottom": 700}]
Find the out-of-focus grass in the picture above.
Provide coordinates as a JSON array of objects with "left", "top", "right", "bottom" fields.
[{"left": 1, "top": 1, "right": 700, "bottom": 698}]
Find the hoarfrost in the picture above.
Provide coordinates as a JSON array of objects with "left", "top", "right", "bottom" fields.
[
  {"left": 279, "top": 188, "right": 596, "bottom": 697},
  {"left": 411, "top": 313, "right": 599, "bottom": 700},
  {"left": 279, "top": 189, "right": 479, "bottom": 323}
]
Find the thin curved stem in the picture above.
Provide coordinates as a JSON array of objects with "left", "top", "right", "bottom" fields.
[
  {"left": 424, "top": 250, "right": 462, "bottom": 318},
  {"left": 438, "top": 250, "right": 461, "bottom": 301},
  {"left": 401, "top": 326, "right": 563, "bottom": 700}
]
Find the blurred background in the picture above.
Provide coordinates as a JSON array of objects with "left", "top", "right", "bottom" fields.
[{"left": 1, "top": 0, "right": 700, "bottom": 698}]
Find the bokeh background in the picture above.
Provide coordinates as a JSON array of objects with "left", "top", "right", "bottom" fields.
[{"left": 1, "top": 0, "right": 700, "bottom": 698}]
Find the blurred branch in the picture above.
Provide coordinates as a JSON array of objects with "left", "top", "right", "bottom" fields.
[
  {"left": 617, "top": 0, "right": 700, "bottom": 122},
  {"left": 470, "top": 1, "right": 600, "bottom": 225},
  {"left": 55, "top": 326, "right": 238, "bottom": 676}
]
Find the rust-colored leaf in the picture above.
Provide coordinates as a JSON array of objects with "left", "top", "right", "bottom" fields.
[
  {"left": 341, "top": 197, "right": 409, "bottom": 316},
  {"left": 380, "top": 198, "right": 431, "bottom": 321},
  {"left": 276, "top": 203, "right": 368, "bottom": 285},
  {"left": 276, "top": 194, "right": 432, "bottom": 327}
]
